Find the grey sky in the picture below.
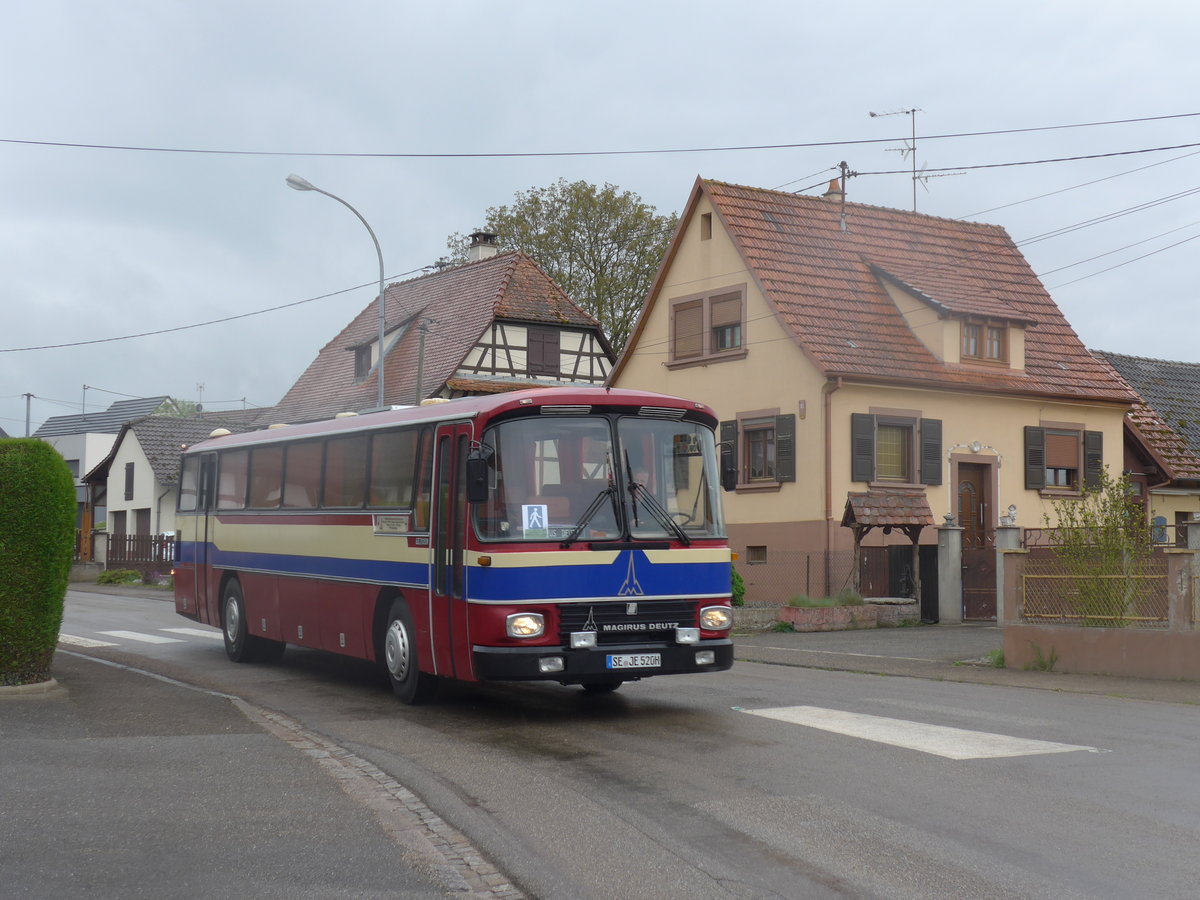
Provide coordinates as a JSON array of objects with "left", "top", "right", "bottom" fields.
[{"left": 2, "top": 1, "right": 1197, "bottom": 435}]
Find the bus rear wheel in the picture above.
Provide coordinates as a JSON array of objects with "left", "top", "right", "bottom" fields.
[
  {"left": 222, "top": 579, "right": 285, "bottom": 664},
  {"left": 383, "top": 598, "right": 438, "bottom": 704}
]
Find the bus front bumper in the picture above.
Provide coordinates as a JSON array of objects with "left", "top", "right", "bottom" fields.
[{"left": 471, "top": 639, "right": 734, "bottom": 683}]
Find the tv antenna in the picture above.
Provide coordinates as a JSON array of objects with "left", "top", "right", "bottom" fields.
[{"left": 868, "top": 107, "right": 922, "bottom": 211}]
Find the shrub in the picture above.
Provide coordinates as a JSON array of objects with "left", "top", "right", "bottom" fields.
[
  {"left": 730, "top": 564, "right": 745, "bottom": 607},
  {"left": 787, "top": 590, "right": 865, "bottom": 608},
  {"left": 98, "top": 568, "right": 141, "bottom": 585},
  {"left": 1045, "top": 468, "right": 1152, "bottom": 626},
  {"left": 0, "top": 439, "right": 77, "bottom": 686}
]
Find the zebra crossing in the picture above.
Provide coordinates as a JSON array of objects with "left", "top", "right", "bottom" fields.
[{"left": 58, "top": 626, "right": 223, "bottom": 649}]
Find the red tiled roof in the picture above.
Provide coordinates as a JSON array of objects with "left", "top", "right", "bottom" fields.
[
  {"left": 678, "top": 180, "right": 1135, "bottom": 403},
  {"left": 841, "top": 490, "right": 936, "bottom": 528},
  {"left": 268, "top": 252, "right": 602, "bottom": 424}
]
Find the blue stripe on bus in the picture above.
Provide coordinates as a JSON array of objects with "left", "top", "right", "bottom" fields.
[
  {"left": 469, "top": 551, "right": 730, "bottom": 602},
  {"left": 176, "top": 541, "right": 431, "bottom": 587},
  {"left": 176, "top": 543, "right": 729, "bottom": 601}
]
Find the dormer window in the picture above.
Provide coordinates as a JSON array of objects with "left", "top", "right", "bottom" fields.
[
  {"left": 354, "top": 346, "right": 372, "bottom": 381},
  {"left": 962, "top": 321, "right": 1007, "bottom": 364}
]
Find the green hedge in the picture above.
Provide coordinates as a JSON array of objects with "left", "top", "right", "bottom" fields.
[{"left": 0, "top": 439, "right": 77, "bottom": 685}]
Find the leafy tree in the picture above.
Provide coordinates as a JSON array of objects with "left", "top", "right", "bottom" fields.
[
  {"left": 448, "top": 179, "right": 677, "bottom": 352},
  {"left": 0, "top": 439, "right": 76, "bottom": 685},
  {"left": 1044, "top": 468, "right": 1153, "bottom": 626}
]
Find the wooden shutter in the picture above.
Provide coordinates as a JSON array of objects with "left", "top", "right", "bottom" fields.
[
  {"left": 673, "top": 302, "right": 703, "bottom": 359},
  {"left": 1024, "top": 426, "right": 1045, "bottom": 490},
  {"left": 719, "top": 420, "right": 738, "bottom": 487},
  {"left": 851, "top": 414, "right": 875, "bottom": 483},
  {"left": 527, "top": 327, "right": 560, "bottom": 376},
  {"left": 124, "top": 462, "right": 135, "bottom": 501},
  {"left": 919, "top": 418, "right": 942, "bottom": 486},
  {"left": 1084, "top": 431, "right": 1103, "bottom": 490},
  {"left": 774, "top": 414, "right": 795, "bottom": 483}
]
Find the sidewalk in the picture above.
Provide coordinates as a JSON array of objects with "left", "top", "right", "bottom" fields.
[
  {"left": 1, "top": 651, "right": 516, "bottom": 899},
  {"left": 734, "top": 622, "right": 1200, "bottom": 705}
]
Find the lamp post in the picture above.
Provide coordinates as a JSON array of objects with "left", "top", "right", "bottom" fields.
[{"left": 285, "top": 174, "right": 388, "bottom": 410}]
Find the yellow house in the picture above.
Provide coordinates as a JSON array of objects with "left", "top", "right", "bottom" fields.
[{"left": 610, "top": 178, "right": 1136, "bottom": 620}]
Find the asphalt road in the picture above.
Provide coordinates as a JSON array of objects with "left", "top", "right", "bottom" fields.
[{"left": 9, "top": 586, "right": 1199, "bottom": 899}]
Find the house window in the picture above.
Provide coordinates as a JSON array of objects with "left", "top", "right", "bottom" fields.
[
  {"left": 1023, "top": 426, "right": 1102, "bottom": 492},
  {"left": 850, "top": 414, "right": 942, "bottom": 486},
  {"left": 124, "top": 462, "right": 135, "bottom": 501},
  {"left": 700, "top": 213, "right": 713, "bottom": 240},
  {"left": 744, "top": 419, "right": 776, "bottom": 481},
  {"left": 875, "top": 423, "right": 913, "bottom": 482},
  {"left": 719, "top": 413, "right": 795, "bottom": 488},
  {"left": 354, "top": 346, "right": 371, "bottom": 381},
  {"left": 962, "top": 321, "right": 1008, "bottom": 363},
  {"left": 527, "top": 326, "right": 561, "bottom": 376},
  {"left": 669, "top": 287, "right": 746, "bottom": 366}
]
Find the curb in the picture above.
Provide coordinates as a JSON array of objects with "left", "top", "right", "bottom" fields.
[{"left": 0, "top": 677, "right": 64, "bottom": 698}]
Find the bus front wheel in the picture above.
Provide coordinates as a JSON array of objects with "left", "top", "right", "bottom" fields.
[{"left": 383, "top": 598, "right": 438, "bottom": 704}]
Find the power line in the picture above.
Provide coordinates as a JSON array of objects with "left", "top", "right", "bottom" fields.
[
  {"left": 0, "top": 266, "right": 428, "bottom": 353},
  {"left": 4, "top": 112, "right": 1199, "bottom": 160},
  {"left": 852, "top": 141, "right": 1200, "bottom": 179}
]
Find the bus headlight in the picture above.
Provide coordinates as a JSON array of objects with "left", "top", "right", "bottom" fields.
[
  {"left": 506, "top": 612, "right": 545, "bottom": 639},
  {"left": 699, "top": 606, "right": 732, "bottom": 631}
]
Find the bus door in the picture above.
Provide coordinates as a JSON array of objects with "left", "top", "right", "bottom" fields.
[
  {"left": 429, "top": 422, "right": 472, "bottom": 678},
  {"left": 194, "top": 453, "right": 219, "bottom": 627}
]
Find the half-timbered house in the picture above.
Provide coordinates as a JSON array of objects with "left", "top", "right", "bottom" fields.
[{"left": 268, "top": 235, "right": 615, "bottom": 424}]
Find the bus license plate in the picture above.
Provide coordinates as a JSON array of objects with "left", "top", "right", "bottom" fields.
[{"left": 606, "top": 653, "right": 660, "bottom": 669}]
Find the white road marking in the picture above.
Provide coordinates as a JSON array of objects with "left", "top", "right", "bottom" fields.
[
  {"left": 98, "top": 630, "right": 185, "bottom": 645},
  {"left": 58, "top": 634, "right": 119, "bottom": 648},
  {"left": 162, "top": 627, "right": 223, "bottom": 640},
  {"left": 744, "top": 706, "right": 1098, "bottom": 760}
]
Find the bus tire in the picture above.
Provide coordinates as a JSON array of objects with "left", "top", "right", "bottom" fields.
[
  {"left": 221, "top": 578, "right": 285, "bottom": 664},
  {"left": 581, "top": 682, "right": 622, "bottom": 694},
  {"left": 221, "top": 578, "right": 255, "bottom": 663},
  {"left": 383, "top": 598, "right": 437, "bottom": 704}
]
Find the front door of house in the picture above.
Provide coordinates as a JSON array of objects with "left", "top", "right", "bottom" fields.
[{"left": 959, "top": 462, "right": 996, "bottom": 619}]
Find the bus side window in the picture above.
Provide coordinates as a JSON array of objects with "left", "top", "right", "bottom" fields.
[
  {"left": 217, "top": 450, "right": 248, "bottom": 510},
  {"left": 324, "top": 435, "right": 368, "bottom": 507},
  {"left": 248, "top": 446, "right": 284, "bottom": 508},
  {"left": 282, "top": 442, "right": 322, "bottom": 509},
  {"left": 178, "top": 456, "right": 200, "bottom": 512},
  {"left": 368, "top": 428, "right": 417, "bottom": 508},
  {"left": 412, "top": 427, "right": 434, "bottom": 530}
]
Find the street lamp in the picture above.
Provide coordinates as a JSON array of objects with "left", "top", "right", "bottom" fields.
[{"left": 285, "top": 174, "right": 388, "bottom": 410}]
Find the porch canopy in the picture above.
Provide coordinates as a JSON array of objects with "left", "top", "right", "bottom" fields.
[{"left": 841, "top": 490, "right": 936, "bottom": 597}]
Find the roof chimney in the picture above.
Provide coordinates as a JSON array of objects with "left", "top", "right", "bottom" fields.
[
  {"left": 467, "top": 231, "right": 500, "bottom": 262},
  {"left": 822, "top": 178, "right": 845, "bottom": 202}
]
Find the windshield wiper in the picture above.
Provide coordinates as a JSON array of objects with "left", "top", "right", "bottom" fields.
[
  {"left": 560, "top": 486, "right": 619, "bottom": 548},
  {"left": 624, "top": 451, "right": 691, "bottom": 546},
  {"left": 561, "top": 452, "right": 620, "bottom": 548}
]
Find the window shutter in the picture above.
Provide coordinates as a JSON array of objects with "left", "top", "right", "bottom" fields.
[
  {"left": 851, "top": 414, "right": 875, "bottom": 482},
  {"left": 775, "top": 414, "right": 796, "bottom": 483},
  {"left": 673, "top": 303, "right": 704, "bottom": 359},
  {"left": 711, "top": 295, "right": 741, "bottom": 327},
  {"left": 919, "top": 418, "right": 942, "bottom": 486},
  {"left": 1084, "top": 431, "right": 1103, "bottom": 490},
  {"left": 124, "top": 462, "right": 135, "bottom": 501},
  {"left": 1024, "top": 426, "right": 1045, "bottom": 490},
  {"left": 719, "top": 420, "right": 738, "bottom": 488}
]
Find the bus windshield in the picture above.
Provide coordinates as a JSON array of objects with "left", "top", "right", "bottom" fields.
[
  {"left": 617, "top": 417, "right": 724, "bottom": 541},
  {"left": 473, "top": 414, "right": 724, "bottom": 542}
]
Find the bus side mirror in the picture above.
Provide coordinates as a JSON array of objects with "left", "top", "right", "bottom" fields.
[
  {"left": 720, "top": 444, "right": 737, "bottom": 492},
  {"left": 466, "top": 456, "right": 489, "bottom": 503}
]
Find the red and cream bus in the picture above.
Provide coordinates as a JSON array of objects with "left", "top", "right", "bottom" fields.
[{"left": 173, "top": 387, "right": 734, "bottom": 702}]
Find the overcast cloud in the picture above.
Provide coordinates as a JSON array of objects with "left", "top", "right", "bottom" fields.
[{"left": 2, "top": 1, "right": 1197, "bottom": 435}]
